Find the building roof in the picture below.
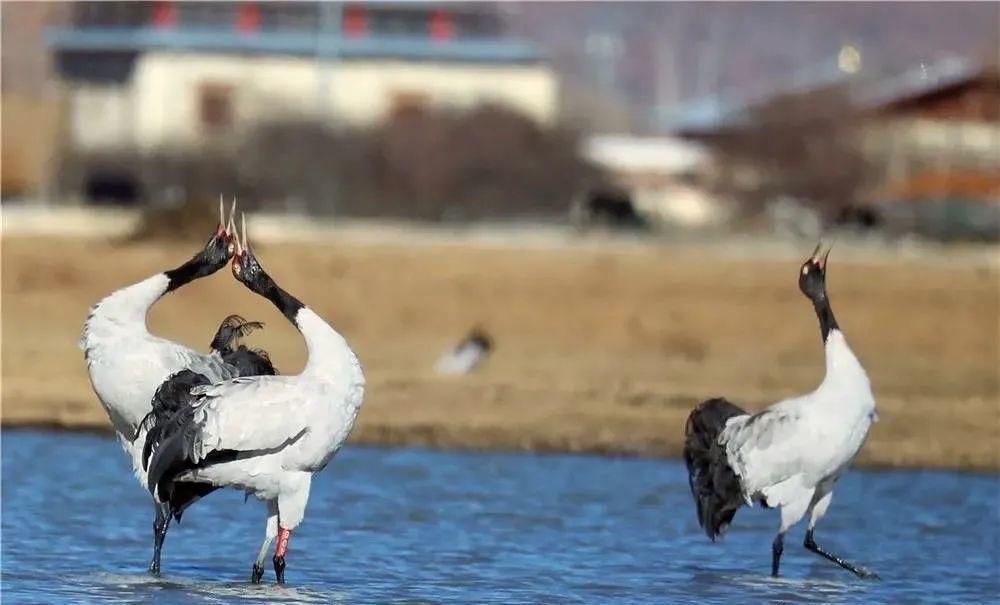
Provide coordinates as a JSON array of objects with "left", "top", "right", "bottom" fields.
[
  {"left": 659, "top": 57, "right": 850, "bottom": 133},
  {"left": 853, "top": 56, "right": 984, "bottom": 110},
  {"left": 662, "top": 55, "right": 989, "bottom": 134},
  {"left": 46, "top": 27, "right": 542, "bottom": 65}
]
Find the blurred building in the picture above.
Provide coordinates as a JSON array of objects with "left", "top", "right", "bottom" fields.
[
  {"left": 859, "top": 59, "right": 999, "bottom": 194},
  {"left": 667, "top": 56, "right": 1000, "bottom": 239},
  {"left": 48, "top": 1, "right": 557, "bottom": 155},
  {"left": 575, "top": 135, "right": 729, "bottom": 231}
]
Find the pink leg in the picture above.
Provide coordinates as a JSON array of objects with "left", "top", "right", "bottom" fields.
[{"left": 273, "top": 528, "right": 291, "bottom": 583}]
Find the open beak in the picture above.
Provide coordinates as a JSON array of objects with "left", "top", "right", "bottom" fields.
[
  {"left": 810, "top": 241, "right": 833, "bottom": 271},
  {"left": 227, "top": 198, "right": 238, "bottom": 249},
  {"left": 216, "top": 195, "right": 228, "bottom": 238},
  {"left": 231, "top": 212, "right": 256, "bottom": 278},
  {"left": 234, "top": 212, "right": 251, "bottom": 258},
  {"left": 216, "top": 196, "right": 239, "bottom": 257}
]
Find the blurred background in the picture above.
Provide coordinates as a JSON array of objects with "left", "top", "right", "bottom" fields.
[
  {"left": 2, "top": 2, "right": 998, "bottom": 470},
  {"left": 3, "top": 1, "right": 999, "bottom": 237}
]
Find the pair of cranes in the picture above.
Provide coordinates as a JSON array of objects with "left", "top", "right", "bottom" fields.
[{"left": 80, "top": 202, "right": 878, "bottom": 584}]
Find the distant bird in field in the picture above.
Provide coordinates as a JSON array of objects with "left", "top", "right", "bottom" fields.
[
  {"left": 435, "top": 328, "right": 493, "bottom": 375},
  {"left": 684, "top": 243, "right": 879, "bottom": 579},
  {"left": 145, "top": 215, "right": 366, "bottom": 584}
]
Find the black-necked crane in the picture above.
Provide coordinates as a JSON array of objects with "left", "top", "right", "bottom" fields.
[{"left": 684, "top": 244, "right": 879, "bottom": 579}]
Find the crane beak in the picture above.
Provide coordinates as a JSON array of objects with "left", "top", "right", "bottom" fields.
[
  {"left": 231, "top": 212, "right": 244, "bottom": 277},
  {"left": 811, "top": 241, "right": 833, "bottom": 272},
  {"left": 809, "top": 241, "right": 823, "bottom": 263},
  {"left": 234, "top": 221, "right": 243, "bottom": 258},
  {"left": 229, "top": 197, "right": 238, "bottom": 235},
  {"left": 819, "top": 245, "right": 832, "bottom": 271},
  {"left": 216, "top": 195, "right": 228, "bottom": 238},
  {"left": 233, "top": 212, "right": 252, "bottom": 255},
  {"left": 241, "top": 212, "right": 249, "bottom": 254},
  {"left": 223, "top": 196, "right": 238, "bottom": 254}
]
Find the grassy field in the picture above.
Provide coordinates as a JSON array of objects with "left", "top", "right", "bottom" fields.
[{"left": 2, "top": 234, "right": 998, "bottom": 471}]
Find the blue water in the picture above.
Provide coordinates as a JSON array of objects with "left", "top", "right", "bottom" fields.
[{"left": 2, "top": 430, "right": 998, "bottom": 604}]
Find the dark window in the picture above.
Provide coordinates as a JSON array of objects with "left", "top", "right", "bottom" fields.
[
  {"left": 199, "top": 84, "right": 234, "bottom": 132},
  {"left": 454, "top": 11, "right": 501, "bottom": 38},
  {"left": 73, "top": 1, "right": 146, "bottom": 28},
  {"left": 367, "top": 7, "right": 425, "bottom": 36},
  {"left": 391, "top": 91, "right": 430, "bottom": 118},
  {"left": 176, "top": 2, "right": 234, "bottom": 28},
  {"left": 85, "top": 171, "right": 141, "bottom": 206},
  {"left": 56, "top": 51, "right": 136, "bottom": 84},
  {"left": 261, "top": 2, "right": 318, "bottom": 31}
]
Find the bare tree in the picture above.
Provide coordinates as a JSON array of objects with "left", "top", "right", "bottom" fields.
[{"left": 706, "top": 88, "right": 876, "bottom": 222}]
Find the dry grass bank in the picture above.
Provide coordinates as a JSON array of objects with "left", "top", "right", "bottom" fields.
[{"left": 2, "top": 235, "right": 998, "bottom": 471}]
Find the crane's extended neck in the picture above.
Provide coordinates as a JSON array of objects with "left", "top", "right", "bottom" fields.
[
  {"left": 86, "top": 273, "right": 171, "bottom": 334},
  {"left": 812, "top": 293, "right": 839, "bottom": 343},
  {"left": 241, "top": 265, "right": 356, "bottom": 379}
]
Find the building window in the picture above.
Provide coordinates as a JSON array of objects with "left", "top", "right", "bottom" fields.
[
  {"left": 199, "top": 84, "right": 234, "bottom": 132},
  {"left": 391, "top": 91, "right": 429, "bottom": 118}
]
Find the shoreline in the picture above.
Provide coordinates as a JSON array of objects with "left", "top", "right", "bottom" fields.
[{"left": 3, "top": 420, "right": 997, "bottom": 475}]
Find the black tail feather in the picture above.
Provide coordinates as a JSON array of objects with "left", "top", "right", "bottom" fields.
[
  {"left": 147, "top": 403, "right": 243, "bottom": 504},
  {"left": 138, "top": 369, "right": 211, "bottom": 469},
  {"left": 147, "top": 404, "right": 199, "bottom": 501},
  {"left": 167, "top": 479, "right": 218, "bottom": 522},
  {"left": 684, "top": 397, "right": 748, "bottom": 541}
]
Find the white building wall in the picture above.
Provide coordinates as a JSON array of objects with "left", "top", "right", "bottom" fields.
[
  {"left": 124, "top": 51, "right": 557, "bottom": 151},
  {"left": 69, "top": 84, "right": 135, "bottom": 151},
  {"left": 131, "top": 53, "right": 319, "bottom": 150},
  {"left": 325, "top": 60, "right": 557, "bottom": 126}
]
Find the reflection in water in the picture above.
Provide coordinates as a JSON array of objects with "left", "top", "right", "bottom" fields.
[{"left": 2, "top": 430, "right": 998, "bottom": 604}]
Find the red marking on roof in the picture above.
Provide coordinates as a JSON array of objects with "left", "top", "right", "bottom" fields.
[
  {"left": 152, "top": 1, "right": 176, "bottom": 29},
  {"left": 237, "top": 3, "right": 260, "bottom": 35}
]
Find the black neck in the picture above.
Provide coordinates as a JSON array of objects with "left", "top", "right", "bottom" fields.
[
  {"left": 811, "top": 293, "right": 839, "bottom": 342},
  {"left": 164, "top": 258, "right": 213, "bottom": 293},
  {"left": 255, "top": 275, "right": 305, "bottom": 324}
]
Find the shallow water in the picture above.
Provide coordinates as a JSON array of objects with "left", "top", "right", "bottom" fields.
[{"left": 2, "top": 430, "right": 998, "bottom": 604}]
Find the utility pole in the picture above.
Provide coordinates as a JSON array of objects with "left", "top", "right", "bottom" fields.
[
  {"left": 316, "top": 2, "right": 341, "bottom": 124},
  {"left": 654, "top": 35, "right": 677, "bottom": 130},
  {"left": 696, "top": 9, "right": 727, "bottom": 99}
]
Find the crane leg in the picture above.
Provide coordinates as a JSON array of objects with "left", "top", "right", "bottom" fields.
[
  {"left": 273, "top": 527, "right": 291, "bottom": 584},
  {"left": 772, "top": 495, "right": 810, "bottom": 578},
  {"left": 771, "top": 533, "right": 784, "bottom": 577},
  {"left": 149, "top": 503, "right": 171, "bottom": 574},
  {"left": 251, "top": 503, "right": 278, "bottom": 584},
  {"left": 804, "top": 530, "right": 880, "bottom": 579}
]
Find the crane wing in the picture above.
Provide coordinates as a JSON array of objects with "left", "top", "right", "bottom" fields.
[
  {"left": 146, "top": 376, "right": 310, "bottom": 500},
  {"left": 722, "top": 405, "right": 814, "bottom": 501}
]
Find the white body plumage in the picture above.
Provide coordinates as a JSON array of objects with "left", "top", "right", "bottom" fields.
[
  {"left": 163, "top": 308, "right": 366, "bottom": 530},
  {"left": 80, "top": 274, "right": 237, "bottom": 486},
  {"left": 720, "top": 329, "right": 877, "bottom": 527}
]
